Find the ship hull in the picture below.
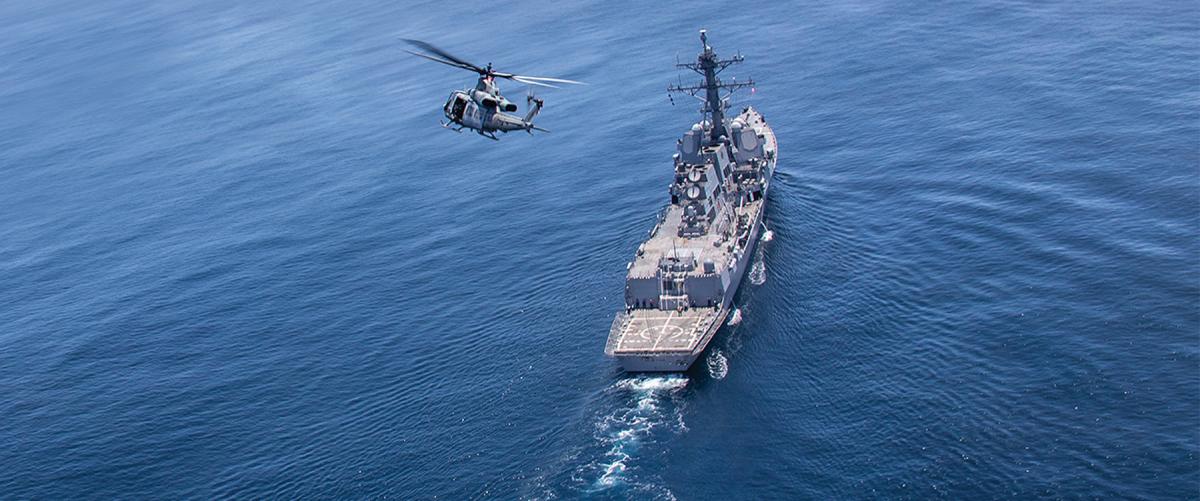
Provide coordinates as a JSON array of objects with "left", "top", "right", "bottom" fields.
[
  {"left": 612, "top": 169, "right": 770, "bottom": 373},
  {"left": 606, "top": 97, "right": 776, "bottom": 373},
  {"left": 616, "top": 352, "right": 701, "bottom": 372}
]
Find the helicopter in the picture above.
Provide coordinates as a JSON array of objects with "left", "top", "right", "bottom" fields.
[{"left": 402, "top": 39, "right": 584, "bottom": 140}]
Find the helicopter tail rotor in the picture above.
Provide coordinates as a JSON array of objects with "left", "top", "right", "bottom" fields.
[{"left": 526, "top": 87, "right": 542, "bottom": 106}]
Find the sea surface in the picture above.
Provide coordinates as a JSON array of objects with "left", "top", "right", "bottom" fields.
[{"left": 1, "top": 1, "right": 1197, "bottom": 499}]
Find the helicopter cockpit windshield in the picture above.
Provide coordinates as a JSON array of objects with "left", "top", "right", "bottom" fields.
[{"left": 445, "top": 94, "right": 468, "bottom": 122}]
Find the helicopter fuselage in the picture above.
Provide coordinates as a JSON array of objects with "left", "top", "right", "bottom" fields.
[{"left": 441, "top": 77, "right": 542, "bottom": 137}]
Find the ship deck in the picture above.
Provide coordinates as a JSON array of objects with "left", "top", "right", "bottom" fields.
[
  {"left": 606, "top": 307, "right": 718, "bottom": 354},
  {"left": 628, "top": 205, "right": 729, "bottom": 279},
  {"left": 627, "top": 107, "right": 774, "bottom": 281}
]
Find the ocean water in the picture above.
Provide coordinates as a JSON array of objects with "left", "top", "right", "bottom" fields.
[{"left": 1, "top": 0, "right": 1197, "bottom": 498}]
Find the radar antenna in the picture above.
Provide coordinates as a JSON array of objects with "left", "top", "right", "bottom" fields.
[{"left": 667, "top": 30, "right": 754, "bottom": 144}]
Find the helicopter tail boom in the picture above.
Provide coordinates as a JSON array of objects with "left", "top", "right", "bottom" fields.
[{"left": 523, "top": 93, "right": 544, "bottom": 123}]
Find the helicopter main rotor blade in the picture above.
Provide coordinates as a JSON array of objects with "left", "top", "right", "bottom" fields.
[
  {"left": 510, "top": 75, "right": 586, "bottom": 85},
  {"left": 402, "top": 38, "right": 585, "bottom": 87},
  {"left": 493, "top": 72, "right": 586, "bottom": 86},
  {"left": 510, "top": 76, "right": 559, "bottom": 88},
  {"left": 403, "top": 49, "right": 478, "bottom": 72},
  {"left": 401, "top": 39, "right": 484, "bottom": 73}
]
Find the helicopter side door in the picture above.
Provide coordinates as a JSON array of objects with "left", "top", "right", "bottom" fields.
[{"left": 459, "top": 100, "right": 486, "bottom": 130}]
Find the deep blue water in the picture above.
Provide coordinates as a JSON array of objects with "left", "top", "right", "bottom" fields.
[{"left": 2, "top": 1, "right": 1198, "bottom": 499}]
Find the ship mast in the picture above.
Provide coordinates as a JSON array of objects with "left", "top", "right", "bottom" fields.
[{"left": 668, "top": 30, "right": 754, "bottom": 145}]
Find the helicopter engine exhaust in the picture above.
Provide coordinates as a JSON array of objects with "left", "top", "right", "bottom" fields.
[{"left": 479, "top": 97, "right": 517, "bottom": 112}]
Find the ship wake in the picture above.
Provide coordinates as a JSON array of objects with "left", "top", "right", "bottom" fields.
[
  {"left": 749, "top": 222, "right": 772, "bottom": 286},
  {"left": 571, "top": 375, "right": 689, "bottom": 499},
  {"left": 749, "top": 250, "right": 767, "bottom": 285},
  {"left": 706, "top": 349, "right": 729, "bottom": 380}
]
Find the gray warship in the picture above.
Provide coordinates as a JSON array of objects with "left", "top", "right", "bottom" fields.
[{"left": 605, "top": 31, "right": 777, "bottom": 372}]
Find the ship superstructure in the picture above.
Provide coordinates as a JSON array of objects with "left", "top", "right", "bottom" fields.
[{"left": 605, "top": 31, "right": 777, "bottom": 371}]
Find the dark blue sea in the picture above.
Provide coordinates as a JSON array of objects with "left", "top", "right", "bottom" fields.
[{"left": 2, "top": 1, "right": 1197, "bottom": 498}]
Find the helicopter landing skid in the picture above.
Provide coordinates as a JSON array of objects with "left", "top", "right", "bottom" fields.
[
  {"left": 477, "top": 131, "right": 499, "bottom": 141},
  {"left": 440, "top": 120, "right": 464, "bottom": 133}
]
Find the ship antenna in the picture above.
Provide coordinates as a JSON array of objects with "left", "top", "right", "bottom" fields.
[{"left": 667, "top": 30, "right": 755, "bottom": 145}]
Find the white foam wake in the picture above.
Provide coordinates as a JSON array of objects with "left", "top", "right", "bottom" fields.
[
  {"left": 585, "top": 375, "right": 688, "bottom": 495},
  {"left": 727, "top": 308, "right": 743, "bottom": 326},
  {"left": 707, "top": 350, "right": 728, "bottom": 380},
  {"left": 749, "top": 257, "right": 766, "bottom": 285}
]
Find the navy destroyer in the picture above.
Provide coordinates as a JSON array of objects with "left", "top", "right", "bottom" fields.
[{"left": 605, "top": 31, "right": 777, "bottom": 372}]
